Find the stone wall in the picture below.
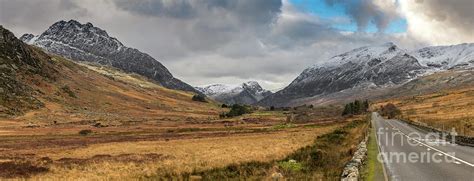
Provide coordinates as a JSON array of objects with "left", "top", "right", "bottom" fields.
[{"left": 341, "top": 134, "right": 369, "bottom": 181}]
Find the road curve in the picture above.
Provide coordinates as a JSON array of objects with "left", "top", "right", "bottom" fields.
[{"left": 372, "top": 112, "right": 474, "bottom": 181}]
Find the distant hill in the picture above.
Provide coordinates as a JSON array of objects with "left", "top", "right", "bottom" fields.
[{"left": 196, "top": 81, "right": 272, "bottom": 105}]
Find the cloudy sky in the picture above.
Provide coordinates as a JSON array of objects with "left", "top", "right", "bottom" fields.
[{"left": 1, "top": 0, "right": 473, "bottom": 90}]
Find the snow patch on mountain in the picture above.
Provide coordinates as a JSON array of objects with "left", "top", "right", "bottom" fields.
[
  {"left": 19, "top": 34, "right": 39, "bottom": 45},
  {"left": 311, "top": 42, "right": 402, "bottom": 69},
  {"left": 19, "top": 19, "right": 198, "bottom": 93},
  {"left": 259, "top": 42, "right": 474, "bottom": 107},
  {"left": 411, "top": 43, "right": 474, "bottom": 69},
  {"left": 196, "top": 81, "right": 272, "bottom": 105},
  {"left": 195, "top": 84, "right": 243, "bottom": 97}
]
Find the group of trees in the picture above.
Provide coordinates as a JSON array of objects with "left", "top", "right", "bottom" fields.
[
  {"left": 192, "top": 94, "right": 207, "bottom": 102},
  {"left": 220, "top": 104, "right": 253, "bottom": 118},
  {"left": 342, "top": 100, "right": 369, "bottom": 116},
  {"left": 192, "top": 94, "right": 252, "bottom": 118},
  {"left": 268, "top": 104, "right": 314, "bottom": 111},
  {"left": 380, "top": 103, "right": 401, "bottom": 119}
]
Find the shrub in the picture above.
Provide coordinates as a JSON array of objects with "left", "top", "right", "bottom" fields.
[
  {"left": 61, "top": 85, "right": 77, "bottom": 98},
  {"left": 342, "top": 99, "right": 369, "bottom": 116},
  {"left": 219, "top": 113, "right": 227, "bottom": 118},
  {"left": 278, "top": 160, "right": 304, "bottom": 172},
  {"left": 270, "top": 106, "right": 275, "bottom": 111},
  {"left": 224, "top": 104, "right": 252, "bottom": 117},
  {"left": 380, "top": 103, "right": 401, "bottom": 119},
  {"left": 221, "top": 104, "right": 228, "bottom": 108},
  {"left": 192, "top": 94, "right": 207, "bottom": 102},
  {"left": 79, "top": 129, "right": 92, "bottom": 136}
]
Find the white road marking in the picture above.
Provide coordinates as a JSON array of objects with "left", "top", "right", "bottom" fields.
[{"left": 386, "top": 121, "right": 474, "bottom": 167}]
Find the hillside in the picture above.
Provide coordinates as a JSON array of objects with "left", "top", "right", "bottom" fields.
[
  {"left": 369, "top": 68, "right": 474, "bottom": 137},
  {"left": 0, "top": 25, "right": 221, "bottom": 126},
  {"left": 0, "top": 26, "right": 58, "bottom": 116}
]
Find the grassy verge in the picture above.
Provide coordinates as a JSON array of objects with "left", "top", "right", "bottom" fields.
[
  {"left": 147, "top": 118, "right": 369, "bottom": 180},
  {"left": 361, "top": 121, "right": 385, "bottom": 181}
]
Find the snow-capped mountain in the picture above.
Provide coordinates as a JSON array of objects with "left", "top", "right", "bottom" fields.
[
  {"left": 195, "top": 84, "right": 243, "bottom": 97},
  {"left": 411, "top": 43, "right": 474, "bottom": 69},
  {"left": 258, "top": 42, "right": 474, "bottom": 107},
  {"left": 20, "top": 20, "right": 198, "bottom": 93},
  {"left": 196, "top": 81, "right": 272, "bottom": 105}
]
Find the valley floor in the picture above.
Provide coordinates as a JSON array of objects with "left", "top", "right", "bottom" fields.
[{"left": 0, "top": 106, "right": 366, "bottom": 180}]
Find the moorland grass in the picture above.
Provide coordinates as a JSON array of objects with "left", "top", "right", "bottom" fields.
[{"left": 170, "top": 119, "right": 369, "bottom": 180}]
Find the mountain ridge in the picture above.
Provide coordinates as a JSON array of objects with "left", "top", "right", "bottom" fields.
[
  {"left": 1, "top": 25, "right": 220, "bottom": 119},
  {"left": 196, "top": 81, "right": 272, "bottom": 105},
  {"left": 20, "top": 19, "right": 199, "bottom": 94},
  {"left": 258, "top": 42, "right": 474, "bottom": 107}
]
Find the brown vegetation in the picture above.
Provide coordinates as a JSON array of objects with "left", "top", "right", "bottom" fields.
[
  {"left": 374, "top": 87, "right": 474, "bottom": 136},
  {"left": 181, "top": 117, "right": 369, "bottom": 180},
  {"left": 0, "top": 97, "right": 351, "bottom": 180}
]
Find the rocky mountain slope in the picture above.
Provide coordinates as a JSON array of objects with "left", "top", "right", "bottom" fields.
[
  {"left": 0, "top": 25, "right": 58, "bottom": 116},
  {"left": 196, "top": 81, "right": 272, "bottom": 105},
  {"left": 20, "top": 20, "right": 198, "bottom": 93},
  {"left": 1, "top": 25, "right": 221, "bottom": 121},
  {"left": 259, "top": 42, "right": 474, "bottom": 107}
]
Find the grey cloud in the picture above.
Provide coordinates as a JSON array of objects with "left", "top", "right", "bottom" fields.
[
  {"left": 219, "top": 0, "right": 282, "bottom": 25},
  {"left": 266, "top": 16, "right": 341, "bottom": 49},
  {"left": 325, "top": 0, "right": 398, "bottom": 32},
  {"left": 0, "top": 0, "right": 87, "bottom": 35},
  {"left": 114, "top": 0, "right": 196, "bottom": 19},
  {"left": 111, "top": 0, "right": 282, "bottom": 57},
  {"left": 113, "top": 0, "right": 282, "bottom": 25},
  {"left": 415, "top": 0, "right": 474, "bottom": 35}
]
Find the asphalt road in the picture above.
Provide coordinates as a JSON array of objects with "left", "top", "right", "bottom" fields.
[{"left": 372, "top": 112, "right": 474, "bottom": 181}]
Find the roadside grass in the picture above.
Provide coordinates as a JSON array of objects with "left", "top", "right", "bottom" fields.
[
  {"left": 178, "top": 118, "right": 369, "bottom": 180},
  {"left": 361, "top": 121, "right": 385, "bottom": 181}
]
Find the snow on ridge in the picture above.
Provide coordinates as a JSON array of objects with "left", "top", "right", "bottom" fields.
[
  {"left": 34, "top": 19, "right": 124, "bottom": 51},
  {"left": 411, "top": 43, "right": 474, "bottom": 69},
  {"left": 196, "top": 83, "right": 242, "bottom": 96},
  {"left": 310, "top": 42, "right": 404, "bottom": 69},
  {"left": 196, "top": 81, "right": 270, "bottom": 97},
  {"left": 306, "top": 42, "right": 474, "bottom": 72}
]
